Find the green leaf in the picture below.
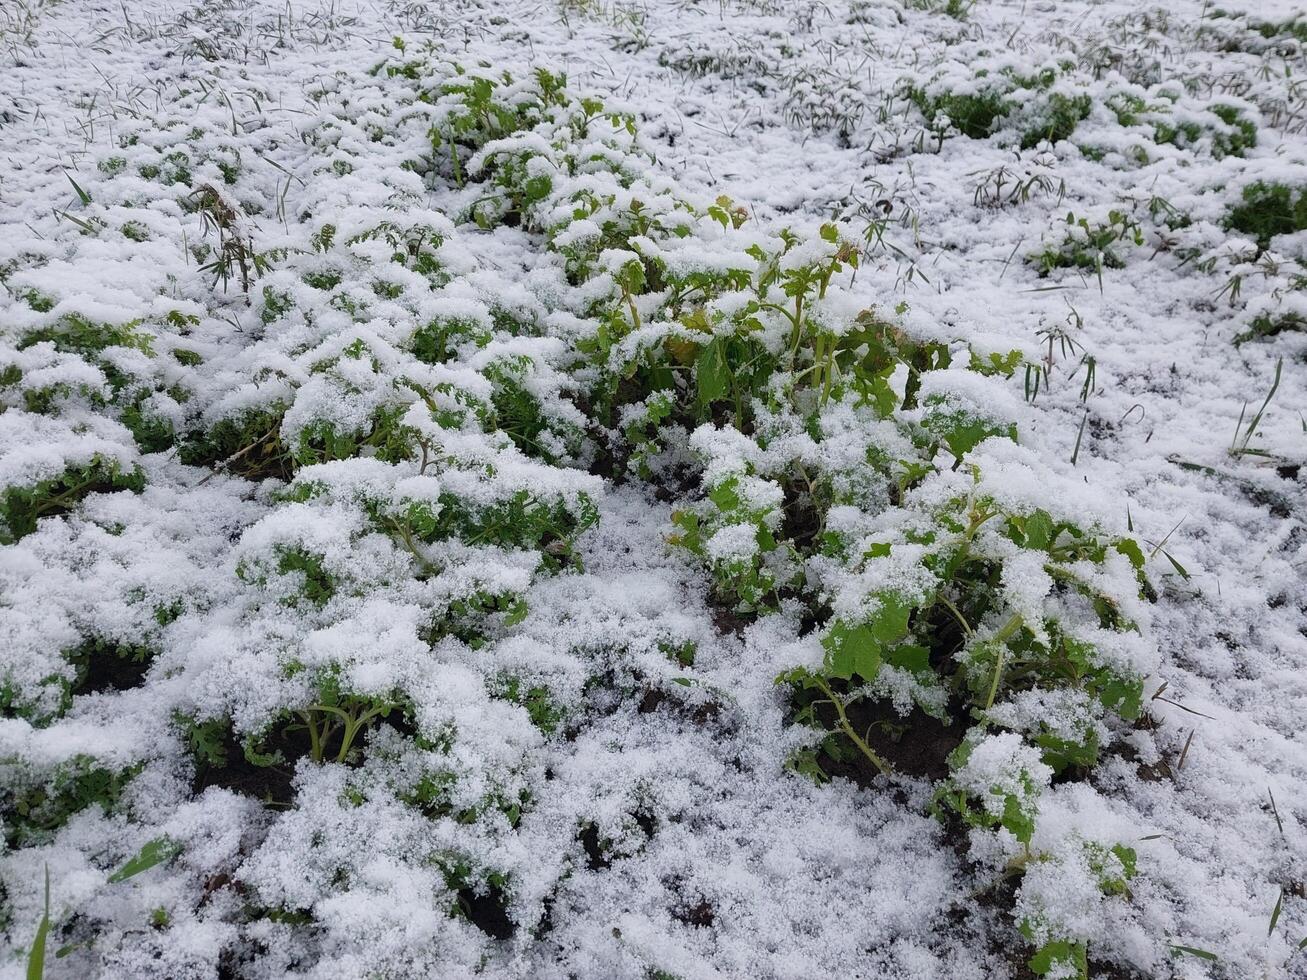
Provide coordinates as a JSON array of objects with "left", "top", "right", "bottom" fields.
[
  {"left": 926, "top": 405, "right": 1015, "bottom": 461},
  {"left": 1028, "top": 938, "right": 1086, "bottom": 976},
  {"left": 1113, "top": 538, "right": 1145, "bottom": 570},
  {"left": 64, "top": 171, "right": 92, "bottom": 206},
  {"left": 1110, "top": 843, "right": 1138, "bottom": 880},
  {"left": 27, "top": 866, "right": 50, "bottom": 980},
  {"left": 1034, "top": 731, "right": 1099, "bottom": 773},
  {"left": 1169, "top": 945, "right": 1218, "bottom": 962},
  {"left": 885, "top": 643, "right": 930, "bottom": 674},
  {"left": 968, "top": 348, "right": 1023, "bottom": 378},
  {"left": 1024, "top": 509, "right": 1054, "bottom": 551},
  {"left": 1000, "top": 791, "right": 1036, "bottom": 843},
  {"left": 242, "top": 739, "right": 283, "bottom": 768},
  {"left": 868, "top": 375, "right": 898, "bottom": 418},
  {"left": 523, "top": 174, "right": 552, "bottom": 204},
  {"left": 1160, "top": 548, "right": 1190, "bottom": 581},
  {"left": 823, "top": 622, "right": 882, "bottom": 682},
  {"left": 707, "top": 478, "right": 741, "bottom": 514},
  {"left": 108, "top": 837, "right": 181, "bottom": 884},
  {"left": 853, "top": 367, "right": 899, "bottom": 419},
  {"left": 695, "top": 339, "right": 730, "bottom": 406},
  {"left": 503, "top": 598, "right": 529, "bottom": 628},
  {"left": 945, "top": 419, "right": 992, "bottom": 458},
  {"left": 867, "top": 593, "right": 911, "bottom": 645},
  {"left": 1096, "top": 674, "right": 1142, "bottom": 721},
  {"left": 669, "top": 511, "right": 702, "bottom": 554}
]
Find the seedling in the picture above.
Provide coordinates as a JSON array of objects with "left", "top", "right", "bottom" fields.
[
  {"left": 972, "top": 162, "right": 1066, "bottom": 208},
  {"left": 190, "top": 183, "right": 268, "bottom": 293},
  {"left": 1229, "top": 357, "right": 1283, "bottom": 458},
  {"left": 1030, "top": 210, "right": 1145, "bottom": 291},
  {"left": 1226, "top": 182, "right": 1307, "bottom": 249},
  {"left": 27, "top": 865, "right": 50, "bottom": 980}
]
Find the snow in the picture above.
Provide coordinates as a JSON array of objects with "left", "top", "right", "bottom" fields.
[{"left": 1, "top": 0, "right": 1306, "bottom": 978}]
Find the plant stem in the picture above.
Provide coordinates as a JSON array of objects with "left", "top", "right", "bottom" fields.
[
  {"left": 301, "top": 710, "right": 324, "bottom": 763},
  {"left": 937, "top": 593, "right": 973, "bottom": 637},
  {"left": 982, "top": 613, "right": 1025, "bottom": 712},
  {"left": 624, "top": 286, "right": 642, "bottom": 332},
  {"left": 813, "top": 677, "right": 893, "bottom": 776},
  {"left": 950, "top": 505, "right": 997, "bottom": 569}
]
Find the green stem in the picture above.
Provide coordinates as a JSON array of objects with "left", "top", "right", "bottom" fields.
[
  {"left": 35, "top": 472, "right": 107, "bottom": 516},
  {"left": 937, "top": 594, "right": 973, "bottom": 638},
  {"left": 389, "top": 518, "right": 438, "bottom": 575},
  {"left": 812, "top": 333, "right": 825, "bottom": 397},
  {"left": 788, "top": 295, "right": 805, "bottom": 361},
  {"left": 622, "top": 284, "right": 642, "bottom": 332},
  {"left": 335, "top": 705, "right": 389, "bottom": 763},
  {"left": 821, "top": 340, "right": 837, "bottom": 405},
  {"left": 336, "top": 716, "right": 361, "bottom": 764},
  {"left": 448, "top": 131, "right": 463, "bottom": 187},
  {"left": 301, "top": 710, "right": 324, "bottom": 763},
  {"left": 754, "top": 300, "right": 802, "bottom": 352},
  {"left": 951, "top": 505, "right": 999, "bottom": 568},
  {"left": 813, "top": 677, "right": 893, "bottom": 776},
  {"left": 982, "top": 613, "right": 1025, "bottom": 712}
]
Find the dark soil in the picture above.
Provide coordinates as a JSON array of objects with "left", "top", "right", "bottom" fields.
[
  {"left": 193, "top": 725, "right": 307, "bottom": 807},
  {"left": 672, "top": 899, "right": 715, "bottom": 928},
  {"left": 457, "top": 881, "right": 515, "bottom": 939},
  {"left": 636, "top": 685, "right": 733, "bottom": 733},
  {"left": 578, "top": 823, "right": 610, "bottom": 871},
  {"left": 814, "top": 699, "right": 965, "bottom": 784},
  {"left": 77, "top": 649, "right": 152, "bottom": 695},
  {"left": 710, "top": 604, "right": 749, "bottom": 636},
  {"left": 578, "top": 810, "right": 657, "bottom": 872}
]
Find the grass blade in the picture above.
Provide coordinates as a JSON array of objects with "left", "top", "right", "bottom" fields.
[
  {"left": 1231, "top": 357, "right": 1283, "bottom": 457},
  {"left": 64, "top": 171, "right": 92, "bottom": 206},
  {"left": 1071, "top": 410, "right": 1089, "bottom": 466},
  {"left": 1170, "top": 944, "right": 1218, "bottom": 961},
  {"left": 108, "top": 837, "right": 179, "bottom": 884},
  {"left": 1269, "top": 787, "right": 1284, "bottom": 836},
  {"left": 27, "top": 865, "right": 50, "bottom": 980}
]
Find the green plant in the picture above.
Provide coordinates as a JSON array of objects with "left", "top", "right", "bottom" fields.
[
  {"left": 109, "top": 837, "right": 183, "bottom": 883},
  {"left": 236, "top": 544, "right": 338, "bottom": 608},
  {"left": 904, "top": 0, "right": 975, "bottom": 18},
  {"left": 670, "top": 472, "right": 799, "bottom": 613},
  {"left": 1226, "top": 182, "right": 1307, "bottom": 249},
  {"left": 1105, "top": 90, "right": 1257, "bottom": 160},
  {"left": 1030, "top": 210, "right": 1144, "bottom": 287},
  {"left": 1229, "top": 357, "right": 1283, "bottom": 459},
  {"left": 190, "top": 183, "right": 270, "bottom": 293},
  {"left": 1, "top": 459, "right": 145, "bottom": 545},
  {"left": 4, "top": 757, "right": 143, "bottom": 848},
  {"left": 179, "top": 407, "right": 290, "bottom": 478},
  {"left": 911, "top": 64, "right": 1091, "bottom": 149},
  {"left": 1017, "top": 841, "right": 1138, "bottom": 977},
  {"left": 26, "top": 865, "right": 50, "bottom": 980},
  {"left": 294, "top": 694, "right": 397, "bottom": 765}
]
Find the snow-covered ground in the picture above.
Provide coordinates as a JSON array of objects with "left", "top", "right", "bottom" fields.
[{"left": 1, "top": 0, "right": 1306, "bottom": 977}]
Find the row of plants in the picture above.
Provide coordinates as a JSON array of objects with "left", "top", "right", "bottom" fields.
[
  {"left": 385, "top": 50, "right": 1165, "bottom": 976},
  {"left": 0, "top": 40, "right": 1239, "bottom": 978}
]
